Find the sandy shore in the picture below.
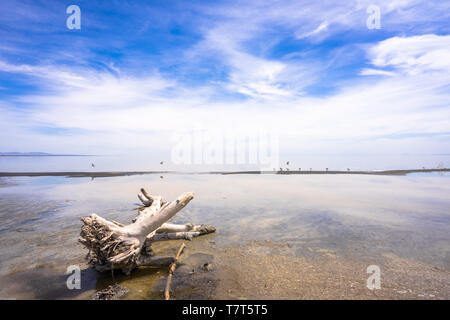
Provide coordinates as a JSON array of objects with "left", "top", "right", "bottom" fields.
[
  {"left": 0, "top": 168, "right": 448, "bottom": 178},
  {"left": 146, "top": 239, "right": 450, "bottom": 300},
  {"left": 210, "top": 241, "right": 450, "bottom": 299}
]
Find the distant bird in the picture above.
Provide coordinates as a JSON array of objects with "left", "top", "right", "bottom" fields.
[
  {"left": 160, "top": 175, "right": 164, "bottom": 179},
  {"left": 347, "top": 168, "right": 350, "bottom": 171},
  {"left": 326, "top": 168, "right": 328, "bottom": 171},
  {"left": 160, "top": 161, "right": 164, "bottom": 165},
  {"left": 91, "top": 163, "right": 95, "bottom": 168},
  {"left": 286, "top": 161, "right": 290, "bottom": 166}
]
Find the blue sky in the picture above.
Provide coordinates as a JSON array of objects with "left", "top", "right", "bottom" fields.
[{"left": 0, "top": 0, "right": 450, "bottom": 157}]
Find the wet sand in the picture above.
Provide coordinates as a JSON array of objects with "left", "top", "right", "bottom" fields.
[
  {"left": 0, "top": 168, "right": 448, "bottom": 178},
  {"left": 211, "top": 242, "right": 449, "bottom": 299},
  {"left": 148, "top": 240, "right": 450, "bottom": 300}
]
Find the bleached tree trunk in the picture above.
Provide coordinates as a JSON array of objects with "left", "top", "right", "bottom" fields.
[{"left": 79, "top": 188, "right": 215, "bottom": 274}]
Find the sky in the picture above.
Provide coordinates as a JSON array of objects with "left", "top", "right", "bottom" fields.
[{"left": 0, "top": 0, "right": 450, "bottom": 160}]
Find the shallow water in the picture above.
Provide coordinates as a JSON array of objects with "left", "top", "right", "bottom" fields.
[
  {"left": 1, "top": 154, "right": 449, "bottom": 172},
  {"left": 0, "top": 173, "right": 449, "bottom": 299}
]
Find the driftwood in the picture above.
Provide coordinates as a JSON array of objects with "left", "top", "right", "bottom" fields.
[
  {"left": 79, "top": 188, "right": 215, "bottom": 274},
  {"left": 164, "top": 242, "right": 186, "bottom": 300}
]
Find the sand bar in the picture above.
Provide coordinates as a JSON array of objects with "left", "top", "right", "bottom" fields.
[{"left": 0, "top": 168, "right": 448, "bottom": 178}]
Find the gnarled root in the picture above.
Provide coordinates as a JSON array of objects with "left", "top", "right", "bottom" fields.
[{"left": 79, "top": 214, "right": 141, "bottom": 274}]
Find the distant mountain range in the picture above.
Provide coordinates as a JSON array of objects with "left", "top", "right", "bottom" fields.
[{"left": 0, "top": 152, "right": 90, "bottom": 156}]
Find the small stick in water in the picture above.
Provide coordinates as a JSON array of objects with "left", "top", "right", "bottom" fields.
[{"left": 164, "top": 242, "right": 186, "bottom": 300}]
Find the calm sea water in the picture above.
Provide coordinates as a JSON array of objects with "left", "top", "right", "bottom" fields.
[
  {"left": 0, "top": 154, "right": 449, "bottom": 172},
  {"left": 0, "top": 171, "right": 449, "bottom": 299}
]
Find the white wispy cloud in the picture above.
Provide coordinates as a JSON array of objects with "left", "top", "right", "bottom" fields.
[
  {"left": 367, "top": 34, "right": 450, "bottom": 75},
  {"left": 296, "top": 21, "right": 329, "bottom": 39},
  {"left": 359, "top": 68, "right": 397, "bottom": 76}
]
